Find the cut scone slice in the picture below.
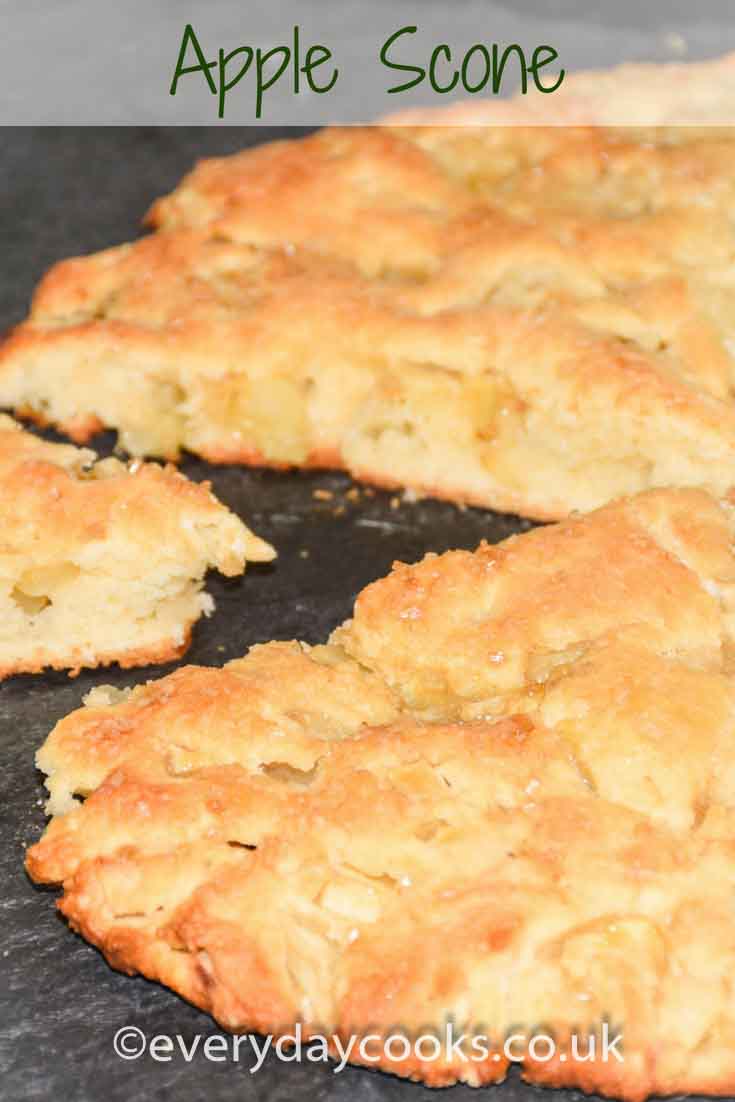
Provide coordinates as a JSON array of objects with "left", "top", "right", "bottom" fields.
[
  {"left": 3, "top": 229, "right": 735, "bottom": 520},
  {"left": 27, "top": 488, "right": 735, "bottom": 1100},
  {"left": 0, "top": 415, "right": 274, "bottom": 677},
  {"left": 6, "top": 119, "right": 735, "bottom": 519}
]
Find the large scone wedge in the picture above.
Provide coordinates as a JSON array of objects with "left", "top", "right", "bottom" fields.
[
  {"left": 5, "top": 103, "right": 735, "bottom": 517},
  {"left": 27, "top": 487, "right": 735, "bottom": 1100},
  {"left": 0, "top": 415, "right": 273, "bottom": 677},
  {"left": 2, "top": 207, "right": 735, "bottom": 518}
]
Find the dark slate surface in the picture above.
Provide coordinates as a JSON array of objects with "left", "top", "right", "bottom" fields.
[{"left": 0, "top": 128, "right": 695, "bottom": 1102}]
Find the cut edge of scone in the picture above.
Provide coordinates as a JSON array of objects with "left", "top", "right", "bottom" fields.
[
  {"left": 3, "top": 229, "right": 735, "bottom": 522},
  {"left": 0, "top": 414, "right": 274, "bottom": 678}
]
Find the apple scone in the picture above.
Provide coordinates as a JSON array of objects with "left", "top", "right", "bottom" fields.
[
  {"left": 0, "top": 415, "right": 274, "bottom": 677},
  {"left": 27, "top": 487, "right": 735, "bottom": 1100},
  {"left": 2, "top": 188, "right": 735, "bottom": 518}
]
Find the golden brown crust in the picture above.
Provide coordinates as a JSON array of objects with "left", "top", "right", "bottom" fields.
[
  {"left": 27, "top": 488, "right": 735, "bottom": 1099},
  {"left": 0, "top": 415, "right": 274, "bottom": 678},
  {"left": 144, "top": 127, "right": 471, "bottom": 274},
  {"left": 14, "top": 403, "right": 105, "bottom": 443},
  {"left": 0, "top": 631, "right": 191, "bottom": 681}
]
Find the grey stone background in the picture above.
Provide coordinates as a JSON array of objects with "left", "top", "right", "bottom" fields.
[{"left": 2, "top": 0, "right": 734, "bottom": 125}]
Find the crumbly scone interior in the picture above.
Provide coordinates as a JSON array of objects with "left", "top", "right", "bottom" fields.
[
  {"left": 0, "top": 415, "right": 274, "bottom": 676},
  {"left": 27, "top": 488, "right": 735, "bottom": 1098}
]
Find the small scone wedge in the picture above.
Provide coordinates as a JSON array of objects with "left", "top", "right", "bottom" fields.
[
  {"left": 0, "top": 415, "right": 273, "bottom": 677},
  {"left": 27, "top": 487, "right": 735, "bottom": 1100}
]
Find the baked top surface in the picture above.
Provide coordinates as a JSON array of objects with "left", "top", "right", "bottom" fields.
[
  {"left": 0, "top": 413, "right": 272, "bottom": 565},
  {"left": 27, "top": 486, "right": 735, "bottom": 1100},
  {"left": 3, "top": 118, "right": 735, "bottom": 518}
]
